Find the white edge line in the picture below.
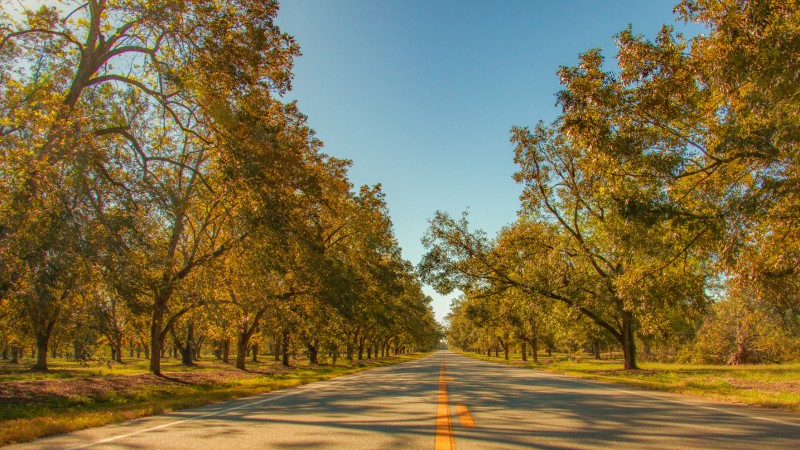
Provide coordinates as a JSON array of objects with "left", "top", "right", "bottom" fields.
[
  {"left": 65, "top": 359, "right": 427, "bottom": 450},
  {"left": 66, "top": 386, "right": 312, "bottom": 450}
]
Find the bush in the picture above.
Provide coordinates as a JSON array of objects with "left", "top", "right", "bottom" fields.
[{"left": 686, "top": 295, "right": 799, "bottom": 364}]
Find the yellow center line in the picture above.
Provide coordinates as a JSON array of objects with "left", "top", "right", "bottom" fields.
[
  {"left": 435, "top": 363, "right": 454, "bottom": 450},
  {"left": 457, "top": 405, "right": 475, "bottom": 428}
]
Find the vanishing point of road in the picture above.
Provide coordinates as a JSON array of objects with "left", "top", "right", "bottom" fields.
[{"left": 9, "top": 351, "right": 800, "bottom": 449}]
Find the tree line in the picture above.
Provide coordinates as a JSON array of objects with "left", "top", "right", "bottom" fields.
[
  {"left": 420, "top": 0, "right": 800, "bottom": 369},
  {"left": 0, "top": 0, "right": 440, "bottom": 374}
]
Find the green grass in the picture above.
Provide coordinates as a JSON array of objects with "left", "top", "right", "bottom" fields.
[
  {"left": 0, "top": 353, "right": 428, "bottom": 446},
  {"left": 458, "top": 351, "right": 800, "bottom": 413},
  {"left": 0, "top": 357, "right": 247, "bottom": 382}
]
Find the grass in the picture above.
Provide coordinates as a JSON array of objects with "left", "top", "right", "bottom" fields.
[
  {"left": 0, "top": 357, "right": 253, "bottom": 382},
  {"left": 458, "top": 351, "right": 800, "bottom": 413},
  {"left": 0, "top": 353, "right": 428, "bottom": 446}
]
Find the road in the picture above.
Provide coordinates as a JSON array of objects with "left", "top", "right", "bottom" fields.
[{"left": 9, "top": 351, "right": 800, "bottom": 449}]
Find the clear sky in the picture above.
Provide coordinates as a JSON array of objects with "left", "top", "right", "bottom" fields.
[{"left": 275, "top": 0, "right": 700, "bottom": 323}]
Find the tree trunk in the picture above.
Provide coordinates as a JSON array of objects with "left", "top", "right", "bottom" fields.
[
  {"left": 273, "top": 337, "right": 280, "bottom": 362},
  {"left": 529, "top": 317, "right": 540, "bottom": 363},
  {"left": 592, "top": 341, "right": 602, "bottom": 360},
  {"left": 213, "top": 340, "right": 222, "bottom": 359},
  {"left": 621, "top": 311, "right": 638, "bottom": 370},
  {"left": 138, "top": 337, "right": 149, "bottom": 359},
  {"left": 178, "top": 322, "right": 195, "bottom": 366},
  {"left": 521, "top": 341, "right": 527, "bottom": 362},
  {"left": 251, "top": 343, "right": 258, "bottom": 363},
  {"left": 308, "top": 343, "right": 318, "bottom": 364},
  {"left": 222, "top": 338, "right": 230, "bottom": 363},
  {"left": 31, "top": 320, "right": 55, "bottom": 371},
  {"left": 194, "top": 336, "right": 204, "bottom": 361},
  {"left": 114, "top": 334, "right": 124, "bottom": 363},
  {"left": 149, "top": 298, "right": 167, "bottom": 375},
  {"left": 727, "top": 327, "right": 759, "bottom": 365},
  {"left": 236, "top": 331, "right": 249, "bottom": 370},
  {"left": 727, "top": 341, "right": 751, "bottom": 365},
  {"left": 282, "top": 329, "right": 290, "bottom": 367}
]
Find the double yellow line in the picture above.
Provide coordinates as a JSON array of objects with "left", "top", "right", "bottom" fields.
[{"left": 436, "top": 363, "right": 474, "bottom": 450}]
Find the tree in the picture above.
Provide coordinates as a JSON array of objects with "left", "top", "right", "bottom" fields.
[
  {"left": 513, "top": 119, "right": 715, "bottom": 368},
  {"left": 215, "top": 239, "right": 298, "bottom": 370},
  {"left": 555, "top": 0, "right": 800, "bottom": 343},
  {"left": 1, "top": 1, "right": 438, "bottom": 374},
  {"left": 690, "top": 286, "right": 800, "bottom": 365},
  {"left": 1, "top": 1, "right": 303, "bottom": 373},
  {"left": 422, "top": 187, "right": 709, "bottom": 369}
]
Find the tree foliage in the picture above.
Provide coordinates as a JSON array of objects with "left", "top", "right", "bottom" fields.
[
  {"left": 428, "top": 0, "right": 800, "bottom": 367},
  {"left": 0, "top": 0, "right": 438, "bottom": 373}
]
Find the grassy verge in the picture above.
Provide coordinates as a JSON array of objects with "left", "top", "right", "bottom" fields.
[
  {"left": 0, "top": 357, "right": 257, "bottom": 382},
  {"left": 0, "top": 353, "right": 428, "bottom": 446},
  {"left": 457, "top": 351, "right": 800, "bottom": 413}
]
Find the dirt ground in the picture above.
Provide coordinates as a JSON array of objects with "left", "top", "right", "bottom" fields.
[{"left": 0, "top": 365, "right": 293, "bottom": 405}]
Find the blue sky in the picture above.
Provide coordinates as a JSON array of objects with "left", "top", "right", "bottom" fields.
[{"left": 275, "top": 1, "right": 700, "bottom": 322}]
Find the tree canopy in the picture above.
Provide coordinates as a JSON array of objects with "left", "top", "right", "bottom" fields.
[
  {"left": 0, "top": 0, "right": 439, "bottom": 373},
  {"left": 424, "top": 0, "right": 800, "bottom": 367}
]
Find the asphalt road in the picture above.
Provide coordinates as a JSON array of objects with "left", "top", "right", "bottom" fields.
[{"left": 9, "top": 351, "right": 800, "bottom": 449}]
